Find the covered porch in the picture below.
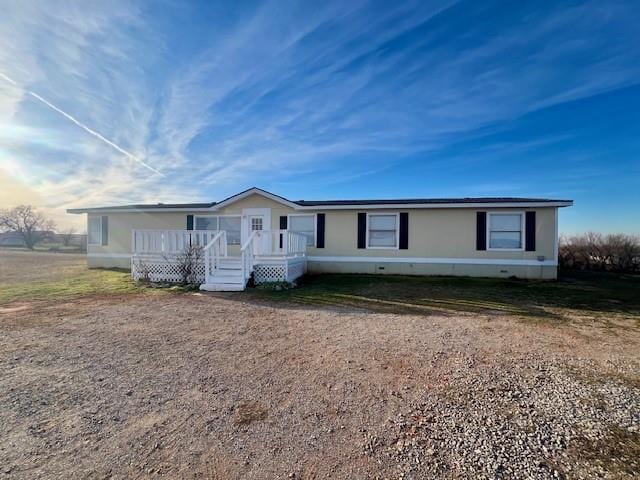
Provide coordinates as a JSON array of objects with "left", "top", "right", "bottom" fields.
[{"left": 130, "top": 229, "right": 307, "bottom": 290}]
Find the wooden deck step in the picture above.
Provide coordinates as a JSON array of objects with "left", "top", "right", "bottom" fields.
[{"left": 199, "top": 283, "right": 245, "bottom": 292}]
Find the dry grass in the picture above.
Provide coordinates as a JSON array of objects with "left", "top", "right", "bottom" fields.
[
  {"left": 0, "top": 248, "right": 87, "bottom": 283},
  {"left": 250, "top": 271, "right": 640, "bottom": 327},
  {"left": 0, "top": 249, "right": 149, "bottom": 305}
]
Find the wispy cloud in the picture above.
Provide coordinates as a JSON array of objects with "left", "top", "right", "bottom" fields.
[{"left": 150, "top": 0, "right": 640, "bottom": 190}]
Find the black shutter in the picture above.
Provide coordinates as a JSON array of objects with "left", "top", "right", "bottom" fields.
[
  {"left": 101, "top": 216, "right": 108, "bottom": 246},
  {"left": 399, "top": 212, "right": 409, "bottom": 249},
  {"left": 476, "top": 212, "right": 487, "bottom": 250},
  {"left": 525, "top": 211, "right": 536, "bottom": 251},
  {"left": 316, "top": 213, "right": 325, "bottom": 248},
  {"left": 279, "top": 216, "right": 287, "bottom": 249},
  {"left": 357, "top": 213, "right": 366, "bottom": 249},
  {"left": 186, "top": 214, "right": 194, "bottom": 230}
]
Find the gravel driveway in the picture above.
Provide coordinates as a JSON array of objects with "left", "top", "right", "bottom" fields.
[{"left": 1, "top": 292, "right": 638, "bottom": 479}]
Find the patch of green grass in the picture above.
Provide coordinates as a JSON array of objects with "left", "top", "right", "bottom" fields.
[
  {"left": 0, "top": 268, "right": 148, "bottom": 305},
  {"left": 249, "top": 271, "right": 640, "bottom": 324}
]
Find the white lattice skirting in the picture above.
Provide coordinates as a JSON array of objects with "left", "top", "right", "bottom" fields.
[
  {"left": 132, "top": 254, "right": 306, "bottom": 285},
  {"left": 253, "top": 257, "right": 307, "bottom": 283},
  {"left": 132, "top": 254, "right": 205, "bottom": 283},
  {"left": 253, "top": 264, "right": 286, "bottom": 283}
]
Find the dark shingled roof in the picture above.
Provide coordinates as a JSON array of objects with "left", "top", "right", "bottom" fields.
[
  {"left": 294, "top": 197, "right": 571, "bottom": 206},
  {"left": 67, "top": 202, "right": 216, "bottom": 213},
  {"left": 67, "top": 187, "right": 572, "bottom": 213}
]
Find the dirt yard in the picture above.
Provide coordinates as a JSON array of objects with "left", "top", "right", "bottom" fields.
[{"left": 0, "top": 250, "right": 638, "bottom": 479}]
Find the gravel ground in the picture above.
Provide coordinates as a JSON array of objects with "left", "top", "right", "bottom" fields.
[{"left": 0, "top": 292, "right": 638, "bottom": 479}]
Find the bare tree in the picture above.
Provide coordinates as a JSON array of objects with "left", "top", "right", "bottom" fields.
[
  {"left": 60, "top": 227, "right": 76, "bottom": 246},
  {"left": 0, "top": 205, "right": 56, "bottom": 250}
]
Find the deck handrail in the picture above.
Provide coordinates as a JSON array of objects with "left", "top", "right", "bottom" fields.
[
  {"left": 241, "top": 231, "right": 258, "bottom": 284},
  {"left": 241, "top": 230, "right": 258, "bottom": 252},
  {"left": 203, "top": 230, "right": 227, "bottom": 281},
  {"left": 203, "top": 230, "right": 226, "bottom": 252}
]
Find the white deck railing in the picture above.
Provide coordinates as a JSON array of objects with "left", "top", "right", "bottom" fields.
[
  {"left": 252, "top": 230, "right": 308, "bottom": 257},
  {"left": 241, "top": 231, "right": 257, "bottom": 285},
  {"left": 132, "top": 229, "right": 308, "bottom": 257},
  {"left": 203, "top": 230, "right": 227, "bottom": 280},
  {"left": 132, "top": 229, "right": 219, "bottom": 254}
]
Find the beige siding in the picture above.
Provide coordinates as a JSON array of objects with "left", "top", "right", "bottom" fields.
[
  {"left": 87, "top": 212, "right": 190, "bottom": 255},
  {"left": 313, "top": 207, "right": 556, "bottom": 261},
  {"left": 215, "top": 193, "right": 297, "bottom": 230}
]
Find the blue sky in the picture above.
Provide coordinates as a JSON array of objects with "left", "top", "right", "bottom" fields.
[{"left": 0, "top": 0, "right": 638, "bottom": 232}]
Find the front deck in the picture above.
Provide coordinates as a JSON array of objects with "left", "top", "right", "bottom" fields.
[{"left": 130, "top": 229, "right": 307, "bottom": 290}]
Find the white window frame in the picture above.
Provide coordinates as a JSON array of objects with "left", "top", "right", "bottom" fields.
[
  {"left": 287, "top": 213, "right": 317, "bottom": 247},
  {"left": 366, "top": 212, "right": 400, "bottom": 250},
  {"left": 487, "top": 211, "right": 525, "bottom": 251},
  {"left": 88, "top": 216, "right": 102, "bottom": 245}
]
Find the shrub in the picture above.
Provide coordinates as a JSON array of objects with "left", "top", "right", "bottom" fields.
[
  {"left": 559, "top": 232, "right": 640, "bottom": 273},
  {"left": 132, "top": 259, "right": 152, "bottom": 283},
  {"left": 171, "top": 245, "right": 204, "bottom": 286}
]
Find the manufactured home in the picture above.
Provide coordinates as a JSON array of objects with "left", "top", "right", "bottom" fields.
[{"left": 67, "top": 187, "right": 572, "bottom": 290}]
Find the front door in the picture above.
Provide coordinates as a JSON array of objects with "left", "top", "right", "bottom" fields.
[{"left": 241, "top": 208, "right": 272, "bottom": 250}]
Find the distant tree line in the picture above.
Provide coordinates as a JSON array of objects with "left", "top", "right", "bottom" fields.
[
  {"left": 0, "top": 205, "right": 85, "bottom": 251},
  {"left": 559, "top": 232, "right": 640, "bottom": 273}
]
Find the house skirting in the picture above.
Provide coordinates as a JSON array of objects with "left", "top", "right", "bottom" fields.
[
  {"left": 306, "top": 257, "right": 557, "bottom": 280},
  {"left": 88, "top": 253, "right": 557, "bottom": 279}
]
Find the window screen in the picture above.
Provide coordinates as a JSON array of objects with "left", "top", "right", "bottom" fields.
[
  {"left": 88, "top": 217, "right": 101, "bottom": 245},
  {"left": 195, "top": 216, "right": 218, "bottom": 231},
  {"left": 368, "top": 214, "right": 397, "bottom": 248},
  {"left": 489, "top": 213, "right": 522, "bottom": 249}
]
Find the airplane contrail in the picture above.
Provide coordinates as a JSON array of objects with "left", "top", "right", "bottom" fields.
[{"left": 0, "top": 72, "right": 164, "bottom": 176}]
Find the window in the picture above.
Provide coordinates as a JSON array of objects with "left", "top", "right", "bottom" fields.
[
  {"left": 250, "top": 217, "right": 263, "bottom": 231},
  {"left": 195, "top": 216, "right": 218, "bottom": 231},
  {"left": 195, "top": 215, "right": 241, "bottom": 245},
  {"left": 368, "top": 214, "right": 397, "bottom": 248},
  {"left": 289, "top": 215, "right": 315, "bottom": 246},
  {"left": 219, "top": 216, "right": 241, "bottom": 245},
  {"left": 88, "top": 217, "right": 101, "bottom": 245},
  {"left": 488, "top": 213, "right": 523, "bottom": 249}
]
